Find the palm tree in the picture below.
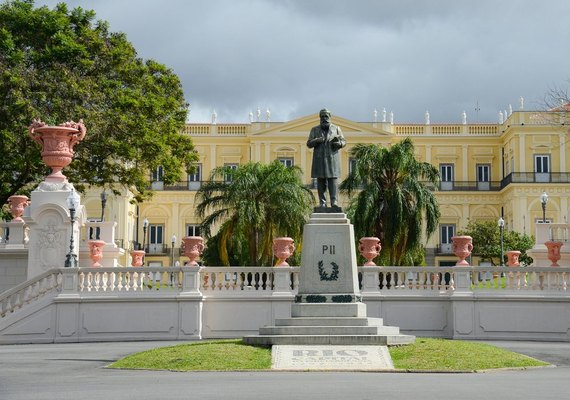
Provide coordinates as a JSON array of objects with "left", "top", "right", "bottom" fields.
[
  {"left": 196, "top": 161, "right": 314, "bottom": 266},
  {"left": 340, "top": 138, "right": 440, "bottom": 265}
]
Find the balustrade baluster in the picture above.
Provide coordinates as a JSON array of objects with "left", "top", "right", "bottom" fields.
[
  {"left": 117, "top": 272, "right": 124, "bottom": 291},
  {"left": 101, "top": 272, "right": 108, "bottom": 291},
  {"left": 109, "top": 272, "right": 116, "bottom": 291},
  {"left": 292, "top": 272, "right": 299, "bottom": 290},
  {"left": 132, "top": 272, "right": 139, "bottom": 291},
  {"left": 79, "top": 272, "right": 85, "bottom": 291}
]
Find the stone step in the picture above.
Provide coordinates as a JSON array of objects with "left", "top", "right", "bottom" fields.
[
  {"left": 258, "top": 325, "right": 400, "bottom": 336},
  {"left": 243, "top": 334, "right": 416, "bottom": 346},
  {"left": 291, "top": 303, "right": 367, "bottom": 318},
  {"left": 274, "top": 317, "right": 384, "bottom": 327}
]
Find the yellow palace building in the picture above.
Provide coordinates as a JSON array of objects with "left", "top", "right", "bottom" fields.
[{"left": 81, "top": 105, "right": 570, "bottom": 267}]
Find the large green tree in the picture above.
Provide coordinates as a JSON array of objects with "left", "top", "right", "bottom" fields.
[
  {"left": 196, "top": 161, "right": 314, "bottom": 266},
  {"left": 458, "top": 220, "right": 535, "bottom": 266},
  {"left": 0, "top": 0, "right": 197, "bottom": 207},
  {"left": 340, "top": 138, "right": 440, "bottom": 266}
]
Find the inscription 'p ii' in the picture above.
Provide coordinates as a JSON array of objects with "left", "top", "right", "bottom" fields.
[{"left": 322, "top": 245, "right": 336, "bottom": 255}]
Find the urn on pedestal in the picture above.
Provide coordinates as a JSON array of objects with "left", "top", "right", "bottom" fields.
[
  {"left": 507, "top": 250, "right": 521, "bottom": 267},
  {"left": 87, "top": 240, "right": 106, "bottom": 267},
  {"left": 358, "top": 237, "right": 381, "bottom": 266},
  {"left": 28, "top": 119, "right": 86, "bottom": 182},
  {"left": 182, "top": 236, "right": 204, "bottom": 266},
  {"left": 545, "top": 241, "right": 563, "bottom": 267},
  {"left": 7, "top": 195, "right": 29, "bottom": 222},
  {"left": 130, "top": 250, "right": 145, "bottom": 267},
  {"left": 273, "top": 237, "right": 295, "bottom": 266},
  {"left": 451, "top": 235, "right": 473, "bottom": 266}
]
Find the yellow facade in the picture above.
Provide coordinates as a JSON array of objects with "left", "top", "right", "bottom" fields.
[{"left": 83, "top": 110, "right": 570, "bottom": 266}]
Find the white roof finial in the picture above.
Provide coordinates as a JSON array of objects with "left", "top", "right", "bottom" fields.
[
  {"left": 211, "top": 109, "right": 217, "bottom": 125},
  {"left": 519, "top": 96, "right": 524, "bottom": 110},
  {"left": 425, "top": 110, "right": 430, "bottom": 125},
  {"left": 373, "top": 108, "right": 378, "bottom": 123},
  {"left": 248, "top": 111, "right": 254, "bottom": 123},
  {"left": 461, "top": 111, "right": 467, "bottom": 125},
  {"left": 498, "top": 110, "right": 504, "bottom": 124}
]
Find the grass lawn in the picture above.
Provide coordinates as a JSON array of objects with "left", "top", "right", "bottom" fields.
[{"left": 109, "top": 338, "right": 549, "bottom": 372}]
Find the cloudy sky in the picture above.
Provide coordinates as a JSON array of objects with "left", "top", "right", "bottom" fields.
[{"left": 35, "top": 0, "right": 570, "bottom": 124}]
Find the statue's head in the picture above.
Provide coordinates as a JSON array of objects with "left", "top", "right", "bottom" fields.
[{"left": 319, "top": 108, "right": 331, "bottom": 129}]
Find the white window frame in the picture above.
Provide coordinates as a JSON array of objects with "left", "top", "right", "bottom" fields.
[
  {"left": 440, "top": 224, "right": 455, "bottom": 253},
  {"left": 534, "top": 154, "right": 550, "bottom": 183},
  {"left": 186, "top": 224, "right": 201, "bottom": 237},
  {"left": 149, "top": 224, "right": 164, "bottom": 254},
  {"left": 278, "top": 158, "right": 294, "bottom": 167},
  {"left": 188, "top": 163, "right": 202, "bottom": 190},
  {"left": 440, "top": 164, "right": 454, "bottom": 190},
  {"left": 476, "top": 164, "right": 490, "bottom": 190},
  {"left": 224, "top": 163, "right": 238, "bottom": 183}
]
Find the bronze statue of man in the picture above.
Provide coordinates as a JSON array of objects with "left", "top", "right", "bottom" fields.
[{"left": 307, "top": 109, "right": 346, "bottom": 209}]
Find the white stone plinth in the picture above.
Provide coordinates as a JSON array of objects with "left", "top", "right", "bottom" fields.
[
  {"left": 298, "top": 213, "right": 359, "bottom": 296},
  {"left": 26, "top": 186, "right": 85, "bottom": 279}
]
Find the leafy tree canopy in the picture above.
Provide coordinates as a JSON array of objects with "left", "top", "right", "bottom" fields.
[
  {"left": 340, "top": 138, "right": 440, "bottom": 266},
  {"left": 458, "top": 220, "right": 535, "bottom": 266},
  {"left": 196, "top": 161, "right": 314, "bottom": 266},
  {"left": 0, "top": 0, "right": 198, "bottom": 209}
]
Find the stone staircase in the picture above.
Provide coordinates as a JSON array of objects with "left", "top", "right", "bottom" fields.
[{"left": 243, "top": 302, "right": 415, "bottom": 346}]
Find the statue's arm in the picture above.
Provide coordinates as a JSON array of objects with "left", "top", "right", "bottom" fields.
[
  {"left": 332, "top": 127, "right": 347, "bottom": 149},
  {"left": 307, "top": 128, "right": 323, "bottom": 148}
]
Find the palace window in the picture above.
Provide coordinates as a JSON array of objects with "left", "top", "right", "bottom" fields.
[
  {"left": 148, "top": 224, "right": 164, "bottom": 254},
  {"left": 224, "top": 163, "right": 238, "bottom": 183},
  {"left": 476, "top": 164, "right": 490, "bottom": 190},
  {"left": 188, "top": 163, "right": 202, "bottom": 190},
  {"left": 440, "top": 224, "right": 455, "bottom": 253},
  {"left": 439, "top": 164, "right": 454, "bottom": 190},
  {"left": 534, "top": 155, "right": 550, "bottom": 182},
  {"left": 278, "top": 158, "right": 294, "bottom": 167}
]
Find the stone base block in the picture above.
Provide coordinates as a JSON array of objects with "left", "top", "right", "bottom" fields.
[{"left": 291, "top": 302, "right": 367, "bottom": 317}]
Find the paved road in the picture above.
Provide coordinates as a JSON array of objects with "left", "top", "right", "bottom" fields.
[{"left": 1, "top": 340, "right": 569, "bottom": 400}]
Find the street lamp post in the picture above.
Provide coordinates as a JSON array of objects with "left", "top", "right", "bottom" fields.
[
  {"left": 541, "top": 191, "right": 549, "bottom": 223},
  {"left": 64, "top": 189, "right": 81, "bottom": 268},
  {"left": 498, "top": 216, "right": 505, "bottom": 266},
  {"left": 100, "top": 190, "right": 107, "bottom": 222},
  {"left": 171, "top": 234, "right": 176, "bottom": 266},
  {"left": 142, "top": 217, "right": 149, "bottom": 252}
]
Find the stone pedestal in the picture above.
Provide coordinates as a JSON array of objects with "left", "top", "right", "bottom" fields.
[
  {"left": 297, "top": 213, "right": 359, "bottom": 300},
  {"left": 1, "top": 221, "right": 28, "bottom": 249},
  {"left": 79, "top": 221, "right": 125, "bottom": 267},
  {"left": 26, "top": 184, "right": 85, "bottom": 279},
  {"left": 244, "top": 212, "right": 414, "bottom": 346}
]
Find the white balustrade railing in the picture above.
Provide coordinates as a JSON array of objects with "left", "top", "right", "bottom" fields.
[
  {"left": 78, "top": 267, "right": 185, "bottom": 292},
  {"left": 359, "top": 266, "right": 455, "bottom": 293},
  {"left": 2, "top": 265, "right": 569, "bottom": 322},
  {"left": 359, "top": 266, "right": 570, "bottom": 293},
  {"left": 200, "top": 266, "right": 299, "bottom": 293},
  {"left": 0, "top": 269, "right": 62, "bottom": 318}
]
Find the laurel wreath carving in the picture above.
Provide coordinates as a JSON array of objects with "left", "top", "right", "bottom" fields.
[{"left": 317, "top": 260, "right": 340, "bottom": 281}]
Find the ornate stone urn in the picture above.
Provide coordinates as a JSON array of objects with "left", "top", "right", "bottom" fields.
[
  {"left": 358, "top": 237, "right": 382, "bottom": 266},
  {"left": 88, "top": 240, "right": 106, "bottom": 267},
  {"left": 451, "top": 235, "right": 473, "bottom": 266},
  {"left": 545, "top": 241, "right": 563, "bottom": 267},
  {"left": 182, "top": 236, "right": 204, "bottom": 266},
  {"left": 7, "top": 195, "right": 29, "bottom": 222},
  {"left": 28, "top": 119, "right": 86, "bottom": 182},
  {"left": 507, "top": 250, "right": 521, "bottom": 267},
  {"left": 130, "top": 250, "right": 145, "bottom": 267},
  {"left": 273, "top": 237, "right": 295, "bottom": 266}
]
